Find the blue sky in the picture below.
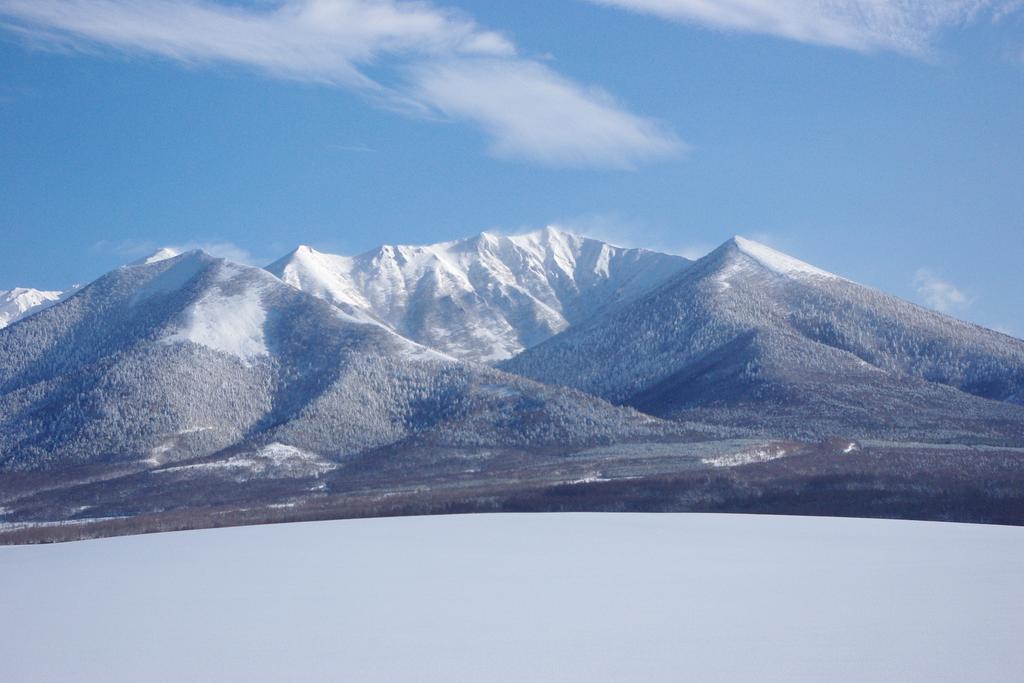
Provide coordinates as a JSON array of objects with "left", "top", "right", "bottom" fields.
[{"left": 1, "top": 0, "right": 1022, "bottom": 335}]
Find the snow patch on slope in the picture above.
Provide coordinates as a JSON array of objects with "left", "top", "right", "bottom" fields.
[
  {"left": 162, "top": 262, "right": 270, "bottom": 363},
  {"left": 157, "top": 443, "right": 336, "bottom": 479},
  {"left": 702, "top": 444, "right": 790, "bottom": 467}
]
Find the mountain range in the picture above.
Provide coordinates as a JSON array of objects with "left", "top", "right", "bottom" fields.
[
  {"left": 2, "top": 227, "right": 1023, "bottom": 542},
  {"left": 0, "top": 247, "right": 669, "bottom": 473}
]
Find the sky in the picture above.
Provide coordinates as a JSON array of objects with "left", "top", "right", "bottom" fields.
[{"left": 0, "top": 0, "right": 1022, "bottom": 335}]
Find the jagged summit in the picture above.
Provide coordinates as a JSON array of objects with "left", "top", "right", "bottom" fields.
[{"left": 266, "top": 228, "right": 691, "bottom": 362}]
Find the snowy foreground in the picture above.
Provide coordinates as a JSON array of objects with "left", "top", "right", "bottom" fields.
[{"left": 2, "top": 514, "right": 1023, "bottom": 682}]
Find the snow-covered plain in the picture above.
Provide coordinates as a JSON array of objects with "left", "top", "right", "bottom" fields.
[{"left": 1, "top": 513, "right": 1022, "bottom": 682}]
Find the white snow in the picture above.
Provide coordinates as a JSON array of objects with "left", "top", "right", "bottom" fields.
[
  {"left": 714, "top": 236, "right": 840, "bottom": 291},
  {"left": 273, "top": 245, "right": 371, "bottom": 312},
  {"left": 1, "top": 513, "right": 1021, "bottom": 682},
  {"left": 593, "top": 242, "right": 612, "bottom": 277},
  {"left": 732, "top": 235, "right": 839, "bottom": 280},
  {"left": 130, "top": 247, "right": 181, "bottom": 266},
  {"left": 264, "top": 227, "right": 689, "bottom": 363},
  {"left": 156, "top": 442, "right": 336, "bottom": 478},
  {"left": 130, "top": 251, "right": 208, "bottom": 304},
  {"left": 702, "top": 444, "right": 790, "bottom": 467},
  {"left": 564, "top": 473, "right": 611, "bottom": 484},
  {"left": 0, "top": 287, "right": 62, "bottom": 328},
  {"left": 163, "top": 263, "right": 269, "bottom": 362}
]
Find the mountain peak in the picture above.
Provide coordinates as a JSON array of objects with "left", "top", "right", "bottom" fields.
[
  {"left": 714, "top": 236, "right": 838, "bottom": 281},
  {"left": 130, "top": 247, "right": 181, "bottom": 266},
  {"left": 281, "top": 244, "right": 332, "bottom": 263}
]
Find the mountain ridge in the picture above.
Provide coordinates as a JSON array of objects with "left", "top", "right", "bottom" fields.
[{"left": 266, "top": 226, "right": 691, "bottom": 362}]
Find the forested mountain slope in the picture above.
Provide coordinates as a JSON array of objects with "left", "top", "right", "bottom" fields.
[
  {"left": 0, "top": 251, "right": 673, "bottom": 472},
  {"left": 502, "top": 237, "right": 1024, "bottom": 442}
]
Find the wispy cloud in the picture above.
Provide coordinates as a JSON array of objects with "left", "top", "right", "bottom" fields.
[
  {"left": 672, "top": 242, "right": 716, "bottom": 260},
  {"left": 410, "top": 59, "right": 681, "bottom": 168},
  {"left": 171, "top": 240, "right": 260, "bottom": 264},
  {"left": 327, "top": 143, "right": 377, "bottom": 153},
  {"left": 583, "top": 0, "right": 1023, "bottom": 55},
  {"left": 914, "top": 268, "right": 971, "bottom": 313},
  {"left": 548, "top": 213, "right": 713, "bottom": 258},
  {"left": 94, "top": 238, "right": 261, "bottom": 265},
  {"left": 0, "top": 0, "right": 681, "bottom": 168}
]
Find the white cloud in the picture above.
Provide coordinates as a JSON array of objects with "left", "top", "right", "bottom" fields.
[
  {"left": 410, "top": 59, "right": 682, "bottom": 168},
  {"left": 94, "top": 238, "right": 260, "bottom": 265},
  {"left": 547, "top": 213, "right": 712, "bottom": 258},
  {"left": 583, "top": 0, "right": 1022, "bottom": 55},
  {"left": 673, "top": 242, "right": 717, "bottom": 260},
  {"left": 0, "top": 0, "right": 511, "bottom": 86},
  {"left": 327, "top": 143, "right": 377, "bottom": 153},
  {"left": 171, "top": 240, "right": 259, "bottom": 264},
  {"left": 913, "top": 268, "right": 970, "bottom": 313},
  {"left": 0, "top": 0, "right": 680, "bottom": 168}
]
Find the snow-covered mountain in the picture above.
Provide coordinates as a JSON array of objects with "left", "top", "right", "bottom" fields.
[
  {"left": 266, "top": 227, "right": 690, "bottom": 362},
  {"left": 0, "top": 250, "right": 671, "bottom": 472},
  {"left": 503, "top": 236, "right": 1024, "bottom": 442},
  {"left": 0, "top": 287, "right": 63, "bottom": 329}
]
